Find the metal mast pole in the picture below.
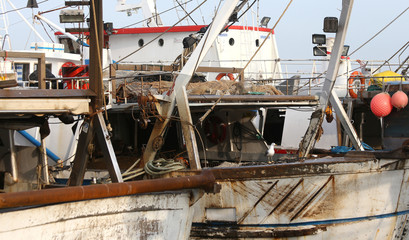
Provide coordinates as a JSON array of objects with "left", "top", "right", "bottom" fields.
[
  {"left": 299, "top": 0, "right": 363, "bottom": 158},
  {"left": 142, "top": 0, "right": 242, "bottom": 168}
]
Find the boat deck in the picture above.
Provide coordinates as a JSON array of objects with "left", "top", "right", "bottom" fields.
[{"left": 0, "top": 89, "right": 94, "bottom": 115}]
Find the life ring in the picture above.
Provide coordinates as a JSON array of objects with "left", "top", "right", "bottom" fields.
[
  {"left": 348, "top": 71, "right": 365, "bottom": 98},
  {"left": 203, "top": 116, "right": 227, "bottom": 144},
  {"left": 216, "top": 73, "right": 235, "bottom": 81}
]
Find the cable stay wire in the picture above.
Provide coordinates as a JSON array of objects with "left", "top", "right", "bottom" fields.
[{"left": 348, "top": 5, "right": 409, "bottom": 57}]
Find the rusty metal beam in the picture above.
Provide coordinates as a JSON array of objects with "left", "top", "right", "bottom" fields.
[
  {"left": 65, "top": 28, "right": 90, "bottom": 33},
  {"left": 111, "top": 63, "right": 173, "bottom": 72},
  {"left": 188, "top": 95, "right": 318, "bottom": 102},
  {"left": 0, "top": 170, "right": 215, "bottom": 209},
  {"left": 208, "top": 154, "right": 376, "bottom": 181},
  {"left": 110, "top": 63, "right": 243, "bottom": 74},
  {"left": 65, "top": 1, "right": 90, "bottom": 5},
  {"left": 190, "top": 224, "right": 326, "bottom": 238}
]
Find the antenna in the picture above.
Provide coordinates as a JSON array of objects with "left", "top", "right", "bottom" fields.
[{"left": 116, "top": 0, "right": 162, "bottom": 27}]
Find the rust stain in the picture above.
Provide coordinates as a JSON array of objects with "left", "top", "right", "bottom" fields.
[
  {"left": 136, "top": 218, "right": 160, "bottom": 240},
  {"left": 261, "top": 178, "right": 304, "bottom": 223},
  {"left": 230, "top": 180, "right": 272, "bottom": 202},
  {"left": 190, "top": 224, "right": 326, "bottom": 238},
  {"left": 290, "top": 175, "right": 334, "bottom": 221},
  {"left": 237, "top": 180, "right": 279, "bottom": 224},
  {"left": 300, "top": 175, "right": 337, "bottom": 219}
]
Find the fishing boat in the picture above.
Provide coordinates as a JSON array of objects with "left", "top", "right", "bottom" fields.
[{"left": 1, "top": 0, "right": 409, "bottom": 239}]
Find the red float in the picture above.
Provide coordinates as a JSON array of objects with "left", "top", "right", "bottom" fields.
[
  {"left": 370, "top": 92, "right": 392, "bottom": 117},
  {"left": 391, "top": 91, "right": 408, "bottom": 110}
]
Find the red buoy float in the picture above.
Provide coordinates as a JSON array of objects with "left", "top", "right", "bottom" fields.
[
  {"left": 391, "top": 91, "right": 408, "bottom": 110},
  {"left": 370, "top": 92, "right": 392, "bottom": 117}
]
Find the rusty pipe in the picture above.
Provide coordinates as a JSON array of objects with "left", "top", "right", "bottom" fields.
[
  {"left": 0, "top": 170, "right": 215, "bottom": 209},
  {"left": 188, "top": 95, "right": 318, "bottom": 102}
]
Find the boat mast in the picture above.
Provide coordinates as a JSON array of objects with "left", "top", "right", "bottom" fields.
[
  {"left": 116, "top": 0, "right": 162, "bottom": 27},
  {"left": 299, "top": 0, "right": 364, "bottom": 158},
  {"left": 5, "top": 0, "right": 45, "bottom": 43},
  {"left": 141, "top": 0, "right": 244, "bottom": 168},
  {"left": 68, "top": 0, "right": 123, "bottom": 186}
]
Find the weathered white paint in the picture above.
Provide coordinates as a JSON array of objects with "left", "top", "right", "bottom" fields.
[
  {"left": 0, "top": 191, "right": 193, "bottom": 240},
  {"left": 191, "top": 158, "right": 409, "bottom": 239},
  {"left": 0, "top": 98, "right": 90, "bottom": 115}
]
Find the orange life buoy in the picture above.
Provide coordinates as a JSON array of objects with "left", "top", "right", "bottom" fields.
[
  {"left": 216, "top": 73, "right": 235, "bottom": 81},
  {"left": 348, "top": 71, "right": 365, "bottom": 98},
  {"left": 203, "top": 116, "right": 227, "bottom": 144}
]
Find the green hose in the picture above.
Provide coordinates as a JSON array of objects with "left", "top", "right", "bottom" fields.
[{"left": 144, "top": 158, "right": 185, "bottom": 176}]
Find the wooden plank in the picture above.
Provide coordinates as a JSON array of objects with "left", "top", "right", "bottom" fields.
[
  {"left": 89, "top": 0, "right": 103, "bottom": 110},
  {"left": 110, "top": 63, "right": 243, "bottom": 74},
  {"left": 196, "top": 66, "right": 244, "bottom": 73},
  {"left": 0, "top": 89, "right": 96, "bottom": 98},
  {"left": 0, "top": 98, "right": 91, "bottom": 115},
  {"left": 0, "top": 51, "right": 44, "bottom": 59},
  {"left": 0, "top": 51, "right": 46, "bottom": 89},
  {"left": 0, "top": 80, "right": 18, "bottom": 88}
]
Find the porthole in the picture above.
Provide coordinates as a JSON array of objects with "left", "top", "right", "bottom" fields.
[
  {"left": 138, "top": 39, "right": 144, "bottom": 47},
  {"left": 229, "top": 38, "right": 235, "bottom": 46},
  {"left": 158, "top": 38, "right": 164, "bottom": 47},
  {"left": 255, "top": 39, "right": 260, "bottom": 47}
]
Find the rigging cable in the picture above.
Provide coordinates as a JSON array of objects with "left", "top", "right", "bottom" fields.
[
  {"left": 395, "top": 44, "right": 409, "bottom": 73},
  {"left": 372, "top": 40, "right": 409, "bottom": 73},
  {"left": 39, "top": 19, "right": 54, "bottom": 43},
  {"left": 198, "top": 0, "right": 294, "bottom": 124},
  {"left": 118, "top": 0, "right": 194, "bottom": 29},
  {"left": 0, "top": 0, "right": 49, "bottom": 16},
  {"left": 348, "top": 6, "right": 409, "bottom": 57},
  {"left": 175, "top": 0, "right": 198, "bottom": 25},
  {"left": 223, "top": 0, "right": 257, "bottom": 32}
]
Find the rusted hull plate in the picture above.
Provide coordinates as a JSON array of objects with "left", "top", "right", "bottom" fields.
[
  {"left": 0, "top": 192, "right": 193, "bottom": 240},
  {"left": 191, "top": 158, "right": 409, "bottom": 239},
  {"left": 190, "top": 225, "right": 326, "bottom": 238}
]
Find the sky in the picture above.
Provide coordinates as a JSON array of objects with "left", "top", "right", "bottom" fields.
[{"left": 2, "top": 0, "right": 409, "bottom": 64}]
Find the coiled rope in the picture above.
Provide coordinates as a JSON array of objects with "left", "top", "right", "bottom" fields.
[{"left": 144, "top": 158, "right": 185, "bottom": 176}]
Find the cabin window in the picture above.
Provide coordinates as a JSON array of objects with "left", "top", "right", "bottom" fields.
[
  {"left": 158, "top": 38, "right": 164, "bottom": 47},
  {"left": 255, "top": 39, "right": 260, "bottom": 47},
  {"left": 138, "top": 39, "right": 144, "bottom": 47},
  {"left": 229, "top": 38, "right": 235, "bottom": 46},
  {"left": 14, "top": 63, "right": 30, "bottom": 81},
  {"left": 58, "top": 37, "right": 81, "bottom": 54}
]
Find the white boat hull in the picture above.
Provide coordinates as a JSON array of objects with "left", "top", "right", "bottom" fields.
[
  {"left": 190, "top": 155, "right": 409, "bottom": 239},
  {"left": 0, "top": 191, "right": 193, "bottom": 240}
]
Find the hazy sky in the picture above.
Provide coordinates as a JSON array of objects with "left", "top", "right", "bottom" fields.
[{"left": 3, "top": 0, "right": 409, "bottom": 64}]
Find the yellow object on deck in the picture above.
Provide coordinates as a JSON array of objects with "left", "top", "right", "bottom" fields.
[{"left": 371, "top": 70, "right": 405, "bottom": 87}]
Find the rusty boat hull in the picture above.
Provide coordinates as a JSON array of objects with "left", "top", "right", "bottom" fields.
[{"left": 190, "top": 152, "right": 409, "bottom": 239}]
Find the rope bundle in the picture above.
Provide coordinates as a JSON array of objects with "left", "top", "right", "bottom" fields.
[{"left": 144, "top": 158, "right": 185, "bottom": 176}]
